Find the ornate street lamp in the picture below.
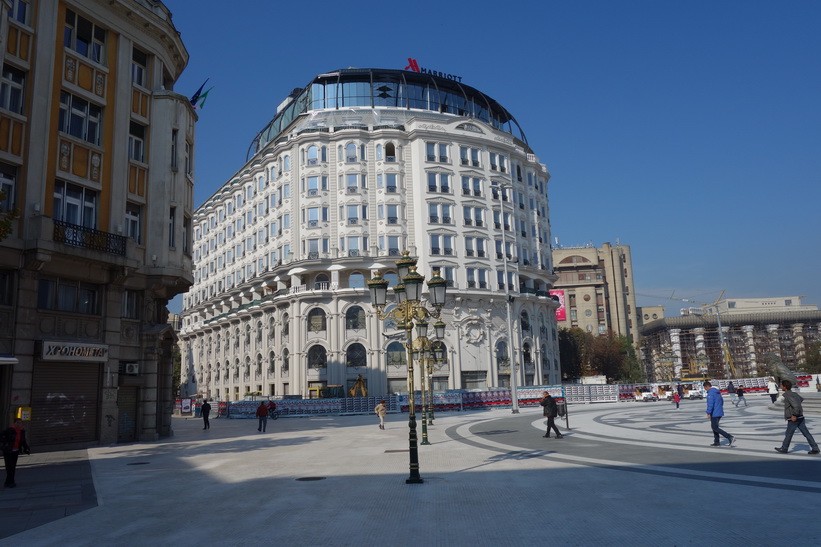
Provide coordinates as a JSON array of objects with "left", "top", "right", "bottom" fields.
[{"left": 367, "top": 253, "right": 448, "bottom": 484}]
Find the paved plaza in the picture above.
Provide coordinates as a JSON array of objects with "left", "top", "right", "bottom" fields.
[{"left": 2, "top": 394, "right": 820, "bottom": 546}]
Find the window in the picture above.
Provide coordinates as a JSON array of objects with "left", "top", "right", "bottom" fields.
[
  {"left": 426, "top": 142, "right": 448, "bottom": 162},
  {"left": 346, "top": 343, "right": 367, "bottom": 367},
  {"left": 169, "top": 207, "right": 176, "bottom": 247},
  {"left": 131, "top": 47, "right": 147, "bottom": 87},
  {"left": 128, "top": 122, "right": 145, "bottom": 162},
  {"left": 122, "top": 290, "right": 139, "bottom": 319},
  {"left": 125, "top": 202, "right": 141, "bottom": 244},
  {"left": 38, "top": 278, "right": 101, "bottom": 315},
  {"left": 58, "top": 92, "right": 102, "bottom": 145},
  {"left": 0, "top": 270, "right": 14, "bottom": 306},
  {"left": 427, "top": 172, "right": 450, "bottom": 193},
  {"left": 0, "top": 163, "right": 17, "bottom": 213},
  {"left": 171, "top": 129, "right": 178, "bottom": 168},
  {"left": 9, "top": 0, "right": 29, "bottom": 25},
  {"left": 0, "top": 64, "right": 25, "bottom": 115},
  {"left": 307, "top": 308, "right": 326, "bottom": 332},
  {"left": 307, "top": 345, "right": 326, "bottom": 370},
  {"left": 185, "top": 141, "right": 192, "bottom": 176},
  {"left": 346, "top": 306, "right": 366, "bottom": 330},
  {"left": 64, "top": 9, "right": 106, "bottom": 64},
  {"left": 53, "top": 180, "right": 96, "bottom": 228}
]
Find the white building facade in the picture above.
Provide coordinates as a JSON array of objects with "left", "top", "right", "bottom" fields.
[{"left": 179, "top": 68, "right": 560, "bottom": 400}]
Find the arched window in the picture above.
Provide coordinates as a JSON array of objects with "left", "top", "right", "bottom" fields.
[
  {"left": 539, "top": 313, "right": 547, "bottom": 337},
  {"left": 234, "top": 358, "right": 240, "bottom": 379},
  {"left": 348, "top": 272, "right": 365, "bottom": 289},
  {"left": 282, "top": 349, "right": 290, "bottom": 373},
  {"left": 245, "top": 323, "right": 252, "bottom": 346},
  {"left": 521, "top": 311, "right": 530, "bottom": 332},
  {"left": 383, "top": 271, "right": 399, "bottom": 287},
  {"left": 244, "top": 356, "right": 251, "bottom": 376},
  {"left": 224, "top": 360, "right": 230, "bottom": 380},
  {"left": 234, "top": 328, "right": 240, "bottom": 350},
  {"left": 308, "top": 345, "right": 327, "bottom": 369},
  {"left": 375, "top": 144, "right": 383, "bottom": 160},
  {"left": 496, "top": 341, "right": 509, "bottom": 366},
  {"left": 383, "top": 303, "right": 397, "bottom": 331},
  {"left": 306, "top": 145, "right": 318, "bottom": 165},
  {"left": 314, "top": 273, "right": 329, "bottom": 290},
  {"left": 256, "top": 321, "right": 263, "bottom": 343},
  {"left": 307, "top": 308, "right": 327, "bottom": 332},
  {"left": 256, "top": 354, "right": 263, "bottom": 374},
  {"left": 385, "top": 142, "right": 396, "bottom": 160},
  {"left": 523, "top": 342, "right": 532, "bottom": 364},
  {"left": 282, "top": 313, "right": 290, "bottom": 339},
  {"left": 541, "top": 345, "right": 547, "bottom": 369},
  {"left": 283, "top": 155, "right": 291, "bottom": 171},
  {"left": 215, "top": 334, "right": 221, "bottom": 354},
  {"left": 345, "top": 143, "right": 357, "bottom": 162},
  {"left": 386, "top": 341, "right": 406, "bottom": 367},
  {"left": 268, "top": 316, "right": 275, "bottom": 339},
  {"left": 346, "top": 343, "right": 367, "bottom": 367},
  {"left": 346, "top": 306, "right": 366, "bottom": 330},
  {"left": 269, "top": 351, "right": 276, "bottom": 373}
]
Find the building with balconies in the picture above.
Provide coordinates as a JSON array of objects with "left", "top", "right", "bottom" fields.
[
  {"left": 178, "top": 67, "right": 560, "bottom": 400},
  {"left": 0, "top": 0, "right": 194, "bottom": 447},
  {"left": 552, "top": 243, "right": 639, "bottom": 341}
]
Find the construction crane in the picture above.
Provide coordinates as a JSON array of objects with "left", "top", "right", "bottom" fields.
[{"left": 706, "top": 291, "right": 737, "bottom": 379}]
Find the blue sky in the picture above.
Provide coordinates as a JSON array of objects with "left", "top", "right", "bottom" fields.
[{"left": 167, "top": 0, "right": 821, "bottom": 313}]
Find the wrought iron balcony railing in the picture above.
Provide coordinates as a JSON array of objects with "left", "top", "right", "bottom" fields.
[{"left": 53, "top": 220, "right": 126, "bottom": 256}]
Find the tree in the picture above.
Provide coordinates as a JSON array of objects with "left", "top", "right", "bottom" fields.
[
  {"left": 559, "top": 327, "right": 594, "bottom": 380},
  {"left": 172, "top": 344, "right": 181, "bottom": 397},
  {"left": 590, "top": 332, "right": 623, "bottom": 381},
  {"left": 0, "top": 190, "right": 20, "bottom": 242},
  {"left": 617, "top": 336, "right": 645, "bottom": 383}
]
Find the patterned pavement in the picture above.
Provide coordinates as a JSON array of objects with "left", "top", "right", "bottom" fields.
[{"left": 2, "top": 394, "right": 819, "bottom": 546}]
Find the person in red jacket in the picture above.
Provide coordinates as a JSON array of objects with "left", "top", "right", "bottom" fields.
[
  {"left": 256, "top": 402, "right": 269, "bottom": 432},
  {"left": 2, "top": 419, "right": 31, "bottom": 488}
]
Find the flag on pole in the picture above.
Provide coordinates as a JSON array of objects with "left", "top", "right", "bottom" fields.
[{"left": 189, "top": 78, "right": 209, "bottom": 106}]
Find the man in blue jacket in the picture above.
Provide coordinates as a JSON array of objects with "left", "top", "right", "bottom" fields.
[{"left": 705, "top": 381, "right": 735, "bottom": 447}]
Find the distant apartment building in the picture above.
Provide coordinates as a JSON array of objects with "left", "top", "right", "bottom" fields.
[
  {"left": 0, "top": 0, "right": 195, "bottom": 447},
  {"left": 552, "top": 243, "right": 638, "bottom": 341},
  {"left": 640, "top": 296, "right": 821, "bottom": 380}
]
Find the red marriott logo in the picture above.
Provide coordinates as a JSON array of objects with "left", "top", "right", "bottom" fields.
[{"left": 404, "top": 58, "right": 463, "bottom": 82}]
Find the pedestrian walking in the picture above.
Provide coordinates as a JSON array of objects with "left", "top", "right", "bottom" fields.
[
  {"left": 2, "top": 418, "right": 31, "bottom": 488},
  {"left": 267, "top": 400, "right": 277, "bottom": 420},
  {"left": 727, "top": 381, "right": 736, "bottom": 404},
  {"left": 201, "top": 399, "right": 211, "bottom": 429},
  {"left": 735, "top": 387, "right": 748, "bottom": 407},
  {"left": 374, "top": 400, "right": 387, "bottom": 430},
  {"left": 676, "top": 383, "right": 684, "bottom": 399},
  {"left": 256, "top": 401, "right": 269, "bottom": 432},
  {"left": 768, "top": 378, "right": 779, "bottom": 403},
  {"left": 704, "top": 381, "right": 735, "bottom": 447},
  {"left": 540, "top": 391, "right": 563, "bottom": 438},
  {"left": 672, "top": 391, "right": 681, "bottom": 409},
  {"left": 774, "top": 380, "right": 820, "bottom": 455}
]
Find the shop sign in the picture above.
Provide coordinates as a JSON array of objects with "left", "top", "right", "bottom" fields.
[{"left": 41, "top": 341, "right": 109, "bottom": 362}]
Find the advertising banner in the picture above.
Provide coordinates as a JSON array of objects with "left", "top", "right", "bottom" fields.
[{"left": 550, "top": 290, "right": 566, "bottom": 321}]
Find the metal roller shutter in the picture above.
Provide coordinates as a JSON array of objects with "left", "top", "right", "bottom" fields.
[{"left": 30, "top": 362, "right": 101, "bottom": 446}]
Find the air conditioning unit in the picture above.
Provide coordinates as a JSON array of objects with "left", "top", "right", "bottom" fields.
[{"left": 125, "top": 363, "right": 140, "bottom": 375}]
